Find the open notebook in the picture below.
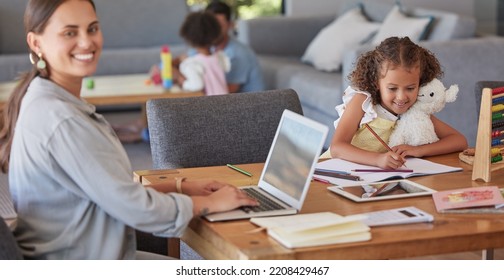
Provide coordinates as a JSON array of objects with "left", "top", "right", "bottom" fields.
[
  {"left": 204, "top": 109, "right": 328, "bottom": 222},
  {"left": 316, "top": 158, "right": 462, "bottom": 187}
]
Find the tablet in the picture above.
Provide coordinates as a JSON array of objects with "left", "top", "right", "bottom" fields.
[{"left": 328, "top": 179, "right": 436, "bottom": 202}]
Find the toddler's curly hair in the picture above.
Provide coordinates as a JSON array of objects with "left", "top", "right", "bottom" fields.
[
  {"left": 349, "top": 36, "right": 443, "bottom": 105},
  {"left": 180, "top": 11, "right": 221, "bottom": 48}
]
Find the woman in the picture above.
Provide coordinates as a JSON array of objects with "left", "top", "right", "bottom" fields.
[{"left": 0, "top": 0, "right": 256, "bottom": 259}]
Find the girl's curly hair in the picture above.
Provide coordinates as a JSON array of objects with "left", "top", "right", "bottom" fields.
[{"left": 348, "top": 36, "right": 443, "bottom": 105}]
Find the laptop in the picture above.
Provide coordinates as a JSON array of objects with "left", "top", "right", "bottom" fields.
[{"left": 205, "top": 109, "right": 328, "bottom": 222}]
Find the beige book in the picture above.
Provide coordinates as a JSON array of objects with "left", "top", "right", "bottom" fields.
[{"left": 250, "top": 212, "right": 371, "bottom": 249}]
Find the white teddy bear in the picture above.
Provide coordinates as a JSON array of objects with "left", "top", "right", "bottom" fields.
[{"left": 388, "top": 78, "right": 459, "bottom": 147}]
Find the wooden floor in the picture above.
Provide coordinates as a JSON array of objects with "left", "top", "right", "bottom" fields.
[{"left": 103, "top": 109, "right": 504, "bottom": 260}]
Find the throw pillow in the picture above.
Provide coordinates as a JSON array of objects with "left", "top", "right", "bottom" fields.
[
  {"left": 301, "top": 7, "right": 381, "bottom": 72},
  {"left": 371, "top": 5, "right": 433, "bottom": 44}
]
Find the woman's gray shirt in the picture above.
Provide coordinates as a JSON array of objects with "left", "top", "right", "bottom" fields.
[{"left": 9, "top": 77, "right": 193, "bottom": 259}]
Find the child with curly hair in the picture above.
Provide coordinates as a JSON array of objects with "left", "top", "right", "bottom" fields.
[{"left": 325, "top": 36, "right": 467, "bottom": 169}]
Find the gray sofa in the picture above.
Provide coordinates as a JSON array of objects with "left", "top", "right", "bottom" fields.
[
  {"left": 0, "top": 0, "right": 189, "bottom": 82},
  {"left": 238, "top": 0, "right": 503, "bottom": 147}
]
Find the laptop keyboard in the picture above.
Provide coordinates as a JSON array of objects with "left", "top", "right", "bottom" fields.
[{"left": 240, "top": 188, "right": 286, "bottom": 213}]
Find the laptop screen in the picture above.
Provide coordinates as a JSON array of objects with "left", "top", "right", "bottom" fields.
[{"left": 260, "top": 110, "right": 328, "bottom": 209}]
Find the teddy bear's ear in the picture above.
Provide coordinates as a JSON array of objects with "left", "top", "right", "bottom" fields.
[{"left": 445, "top": 84, "right": 459, "bottom": 103}]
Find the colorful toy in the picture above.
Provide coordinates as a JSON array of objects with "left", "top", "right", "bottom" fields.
[
  {"left": 388, "top": 78, "right": 459, "bottom": 147},
  {"left": 160, "top": 45, "right": 172, "bottom": 88},
  {"left": 472, "top": 86, "right": 504, "bottom": 182},
  {"left": 86, "top": 78, "right": 94, "bottom": 90}
]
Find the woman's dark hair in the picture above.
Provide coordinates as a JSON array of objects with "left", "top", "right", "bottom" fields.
[
  {"left": 349, "top": 36, "right": 443, "bottom": 105},
  {"left": 179, "top": 11, "right": 221, "bottom": 48},
  {"left": 0, "top": 0, "right": 96, "bottom": 173}
]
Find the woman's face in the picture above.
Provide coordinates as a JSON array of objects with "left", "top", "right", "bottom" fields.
[
  {"left": 31, "top": 0, "right": 102, "bottom": 83},
  {"left": 378, "top": 65, "right": 420, "bottom": 116}
]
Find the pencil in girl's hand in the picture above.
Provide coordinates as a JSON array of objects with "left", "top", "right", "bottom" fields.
[
  {"left": 363, "top": 123, "right": 407, "bottom": 168},
  {"left": 364, "top": 123, "right": 392, "bottom": 152}
]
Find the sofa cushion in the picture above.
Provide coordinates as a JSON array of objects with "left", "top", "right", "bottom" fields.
[
  {"left": 95, "top": 0, "right": 188, "bottom": 49},
  {"left": 340, "top": 0, "right": 475, "bottom": 41},
  {"left": 0, "top": 0, "right": 29, "bottom": 54},
  {"left": 371, "top": 5, "right": 432, "bottom": 44},
  {"left": 301, "top": 7, "right": 380, "bottom": 72}
]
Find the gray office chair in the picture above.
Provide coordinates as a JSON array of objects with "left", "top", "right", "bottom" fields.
[
  {"left": 147, "top": 89, "right": 303, "bottom": 169},
  {"left": 0, "top": 218, "right": 22, "bottom": 260},
  {"left": 143, "top": 89, "right": 303, "bottom": 259}
]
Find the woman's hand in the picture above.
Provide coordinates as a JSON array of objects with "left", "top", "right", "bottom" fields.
[
  {"left": 375, "top": 151, "right": 405, "bottom": 169},
  {"left": 192, "top": 186, "right": 258, "bottom": 216},
  {"left": 181, "top": 179, "right": 232, "bottom": 196}
]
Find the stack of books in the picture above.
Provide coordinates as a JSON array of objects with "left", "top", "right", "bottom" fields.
[{"left": 250, "top": 212, "right": 370, "bottom": 249}]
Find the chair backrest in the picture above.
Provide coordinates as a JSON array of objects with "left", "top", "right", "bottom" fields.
[
  {"left": 147, "top": 89, "right": 303, "bottom": 169},
  {"left": 0, "top": 218, "right": 22, "bottom": 260},
  {"left": 474, "top": 81, "right": 504, "bottom": 116}
]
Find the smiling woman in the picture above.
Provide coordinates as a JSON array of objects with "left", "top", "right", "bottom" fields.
[
  {"left": 0, "top": 0, "right": 256, "bottom": 260},
  {"left": 26, "top": 0, "right": 102, "bottom": 97}
]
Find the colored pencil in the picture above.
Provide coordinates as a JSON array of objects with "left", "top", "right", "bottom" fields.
[
  {"left": 351, "top": 169, "right": 414, "bottom": 173},
  {"left": 364, "top": 123, "right": 393, "bottom": 152},
  {"left": 364, "top": 123, "right": 407, "bottom": 168},
  {"left": 312, "top": 176, "right": 331, "bottom": 184},
  {"left": 313, "top": 170, "right": 361, "bottom": 181},
  {"left": 226, "top": 164, "right": 252, "bottom": 177},
  {"left": 314, "top": 168, "right": 351, "bottom": 175}
]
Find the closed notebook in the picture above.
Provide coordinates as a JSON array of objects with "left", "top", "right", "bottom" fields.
[
  {"left": 432, "top": 186, "right": 504, "bottom": 213},
  {"left": 250, "top": 212, "right": 371, "bottom": 249}
]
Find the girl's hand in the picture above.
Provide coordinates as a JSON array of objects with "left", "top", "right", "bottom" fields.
[
  {"left": 181, "top": 179, "right": 232, "bottom": 196},
  {"left": 392, "top": 144, "right": 424, "bottom": 158},
  {"left": 376, "top": 151, "right": 405, "bottom": 169}
]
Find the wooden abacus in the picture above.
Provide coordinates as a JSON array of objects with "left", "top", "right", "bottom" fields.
[{"left": 472, "top": 86, "right": 504, "bottom": 182}]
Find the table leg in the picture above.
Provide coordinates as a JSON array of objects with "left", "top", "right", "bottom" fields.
[{"left": 482, "top": 249, "right": 494, "bottom": 260}]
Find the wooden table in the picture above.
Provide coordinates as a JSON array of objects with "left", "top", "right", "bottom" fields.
[
  {"left": 0, "top": 74, "right": 203, "bottom": 107},
  {"left": 134, "top": 153, "right": 504, "bottom": 260}
]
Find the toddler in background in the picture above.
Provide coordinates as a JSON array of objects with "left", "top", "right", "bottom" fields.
[
  {"left": 116, "top": 11, "right": 231, "bottom": 143},
  {"left": 175, "top": 11, "right": 230, "bottom": 95},
  {"left": 325, "top": 36, "right": 467, "bottom": 169}
]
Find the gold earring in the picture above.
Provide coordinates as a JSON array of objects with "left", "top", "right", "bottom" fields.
[
  {"left": 36, "top": 53, "right": 46, "bottom": 70},
  {"left": 29, "top": 52, "right": 36, "bottom": 65}
]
